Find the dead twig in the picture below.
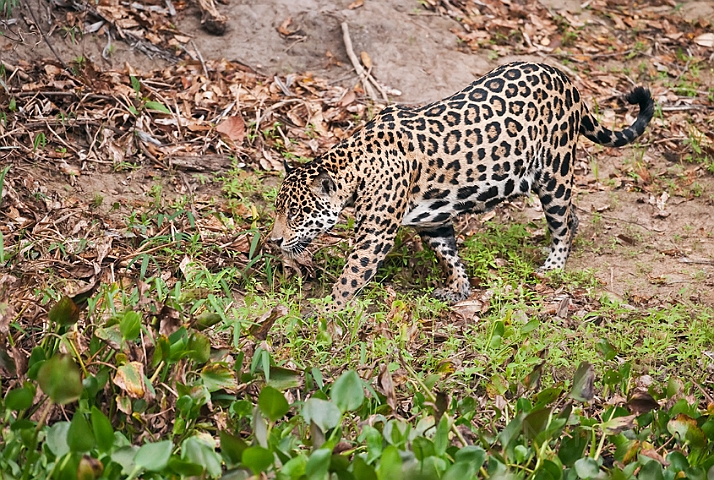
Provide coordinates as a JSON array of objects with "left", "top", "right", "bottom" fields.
[
  {"left": 43, "top": 122, "right": 82, "bottom": 158},
  {"left": 285, "top": 36, "right": 307, "bottom": 53},
  {"left": 190, "top": 39, "right": 209, "bottom": 78},
  {"left": 23, "top": 119, "right": 126, "bottom": 134},
  {"left": 574, "top": 206, "right": 664, "bottom": 233},
  {"left": 20, "top": 0, "right": 70, "bottom": 73},
  {"left": 553, "top": 50, "right": 636, "bottom": 60},
  {"left": 14, "top": 91, "right": 83, "bottom": 98},
  {"left": 340, "top": 22, "right": 389, "bottom": 104},
  {"left": 254, "top": 98, "right": 305, "bottom": 135},
  {"left": 660, "top": 104, "right": 712, "bottom": 111},
  {"left": 140, "top": 79, "right": 185, "bottom": 140},
  {"left": 341, "top": 22, "right": 377, "bottom": 102},
  {"left": 678, "top": 257, "right": 714, "bottom": 266}
]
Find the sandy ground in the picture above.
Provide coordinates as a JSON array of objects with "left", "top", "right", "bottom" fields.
[{"left": 4, "top": 0, "right": 711, "bottom": 102}]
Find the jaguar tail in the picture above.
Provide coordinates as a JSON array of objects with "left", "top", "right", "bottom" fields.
[{"left": 580, "top": 86, "right": 655, "bottom": 148}]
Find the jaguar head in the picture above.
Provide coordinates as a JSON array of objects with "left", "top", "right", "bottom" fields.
[{"left": 269, "top": 162, "right": 340, "bottom": 257}]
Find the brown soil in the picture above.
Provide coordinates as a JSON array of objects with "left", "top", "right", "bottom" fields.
[{"left": 2, "top": 0, "right": 713, "bottom": 306}]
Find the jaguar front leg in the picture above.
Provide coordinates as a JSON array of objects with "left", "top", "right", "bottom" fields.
[
  {"left": 330, "top": 226, "right": 399, "bottom": 309},
  {"left": 416, "top": 224, "right": 472, "bottom": 303}
]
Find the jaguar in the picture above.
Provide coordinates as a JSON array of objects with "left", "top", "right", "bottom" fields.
[{"left": 270, "top": 61, "right": 654, "bottom": 308}]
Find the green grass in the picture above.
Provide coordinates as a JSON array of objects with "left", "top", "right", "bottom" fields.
[
  {"left": 54, "top": 180, "right": 704, "bottom": 399},
  {"left": 222, "top": 216, "right": 714, "bottom": 403},
  {"left": 6, "top": 211, "right": 713, "bottom": 477},
  {"left": 3, "top": 163, "right": 713, "bottom": 479}
]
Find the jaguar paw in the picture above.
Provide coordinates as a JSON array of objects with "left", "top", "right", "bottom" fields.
[{"left": 432, "top": 287, "right": 471, "bottom": 304}]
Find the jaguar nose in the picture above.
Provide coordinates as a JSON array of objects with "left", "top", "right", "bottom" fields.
[{"left": 270, "top": 236, "right": 283, "bottom": 247}]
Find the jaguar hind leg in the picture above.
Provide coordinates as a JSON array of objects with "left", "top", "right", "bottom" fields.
[
  {"left": 416, "top": 224, "right": 471, "bottom": 302},
  {"left": 537, "top": 183, "right": 579, "bottom": 271}
]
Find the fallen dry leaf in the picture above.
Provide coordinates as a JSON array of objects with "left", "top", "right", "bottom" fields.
[
  {"left": 216, "top": 115, "right": 245, "bottom": 143},
  {"left": 555, "top": 296, "right": 571, "bottom": 318},
  {"left": 113, "top": 362, "right": 146, "bottom": 399},
  {"left": 602, "top": 414, "right": 637, "bottom": 435},
  {"left": 231, "top": 234, "right": 252, "bottom": 254},
  {"left": 277, "top": 16, "right": 296, "bottom": 36},
  {"left": 339, "top": 90, "right": 356, "bottom": 107},
  {"left": 451, "top": 299, "right": 483, "bottom": 321},
  {"left": 158, "top": 305, "right": 182, "bottom": 337},
  {"left": 260, "top": 149, "right": 283, "bottom": 171},
  {"left": 693, "top": 32, "right": 714, "bottom": 48},
  {"left": 0, "top": 302, "right": 14, "bottom": 336},
  {"left": 360, "top": 51, "right": 373, "bottom": 70},
  {"left": 616, "top": 234, "right": 636, "bottom": 246},
  {"left": 640, "top": 448, "right": 668, "bottom": 465},
  {"left": 44, "top": 65, "right": 62, "bottom": 76},
  {"left": 249, "top": 305, "right": 289, "bottom": 340},
  {"left": 58, "top": 161, "right": 81, "bottom": 177},
  {"left": 628, "top": 388, "right": 660, "bottom": 415}
]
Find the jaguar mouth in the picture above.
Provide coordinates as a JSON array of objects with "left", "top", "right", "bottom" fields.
[{"left": 281, "top": 239, "right": 312, "bottom": 257}]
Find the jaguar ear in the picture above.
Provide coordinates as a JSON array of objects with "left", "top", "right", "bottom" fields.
[
  {"left": 283, "top": 159, "right": 293, "bottom": 174},
  {"left": 312, "top": 170, "right": 336, "bottom": 197}
]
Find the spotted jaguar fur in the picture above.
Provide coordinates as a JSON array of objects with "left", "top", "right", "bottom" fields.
[{"left": 270, "top": 62, "right": 654, "bottom": 307}]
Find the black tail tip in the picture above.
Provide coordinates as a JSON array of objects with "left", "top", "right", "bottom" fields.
[{"left": 626, "top": 86, "right": 655, "bottom": 116}]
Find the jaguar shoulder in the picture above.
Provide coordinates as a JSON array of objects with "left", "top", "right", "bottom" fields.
[{"left": 270, "top": 61, "right": 654, "bottom": 308}]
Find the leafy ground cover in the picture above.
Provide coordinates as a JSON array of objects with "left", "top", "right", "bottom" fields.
[{"left": 1, "top": 0, "right": 714, "bottom": 478}]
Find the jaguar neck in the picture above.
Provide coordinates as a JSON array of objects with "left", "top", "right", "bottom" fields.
[{"left": 319, "top": 164, "right": 359, "bottom": 210}]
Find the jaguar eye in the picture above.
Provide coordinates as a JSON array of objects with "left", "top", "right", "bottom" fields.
[{"left": 288, "top": 207, "right": 300, "bottom": 219}]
